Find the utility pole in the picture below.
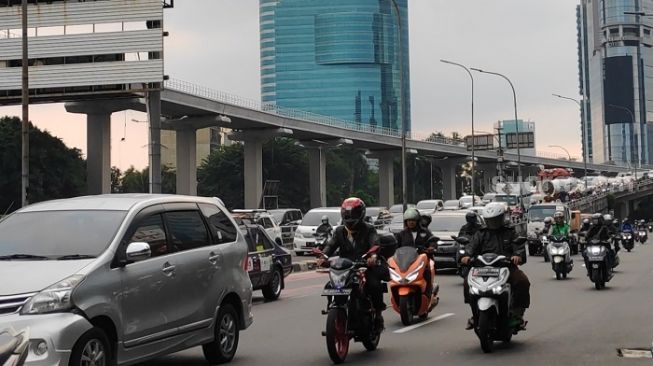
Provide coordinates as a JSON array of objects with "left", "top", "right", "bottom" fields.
[{"left": 21, "top": 0, "right": 29, "bottom": 207}]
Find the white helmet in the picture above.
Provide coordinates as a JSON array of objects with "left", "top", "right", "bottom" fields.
[{"left": 482, "top": 202, "right": 507, "bottom": 230}]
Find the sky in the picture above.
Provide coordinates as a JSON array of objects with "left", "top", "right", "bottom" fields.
[{"left": 0, "top": 0, "right": 585, "bottom": 170}]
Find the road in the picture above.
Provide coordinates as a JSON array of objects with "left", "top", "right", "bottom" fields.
[{"left": 142, "top": 242, "right": 653, "bottom": 366}]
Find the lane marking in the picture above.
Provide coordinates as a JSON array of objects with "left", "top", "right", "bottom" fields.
[{"left": 393, "top": 313, "right": 455, "bottom": 334}]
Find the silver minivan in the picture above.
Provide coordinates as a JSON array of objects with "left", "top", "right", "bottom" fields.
[{"left": 0, "top": 194, "right": 253, "bottom": 366}]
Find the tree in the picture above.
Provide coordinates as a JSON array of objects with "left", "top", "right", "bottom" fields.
[
  {"left": 451, "top": 131, "right": 462, "bottom": 141},
  {"left": 0, "top": 116, "right": 86, "bottom": 213},
  {"left": 198, "top": 143, "right": 244, "bottom": 210},
  {"left": 111, "top": 167, "right": 122, "bottom": 193},
  {"left": 425, "top": 132, "right": 445, "bottom": 142},
  {"left": 120, "top": 166, "right": 176, "bottom": 194}
]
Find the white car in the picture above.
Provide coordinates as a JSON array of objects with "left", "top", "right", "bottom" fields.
[
  {"left": 443, "top": 200, "right": 462, "bottom": 210},
  {"left": 416, "top": 199, "right": 444, "bottom": 215},
  {"left": 459, "top": 195, "right": 482, "bottom": 209},
  {"left": 293, "top": 207, "right": 342, "bottom": 255},
  {"left": 232, "top": 210, "right": 283, "bottom": 245}
]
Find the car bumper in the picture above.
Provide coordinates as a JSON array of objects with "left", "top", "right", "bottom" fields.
[
  {"left": 434, "top": 256, "right": 459, "bottom": 269},
  {"left": 293, "top": 237, "right": 317, "bottom": 252},
  {"left": 0, "top": 312, "right": 92, "bottom": 366}
]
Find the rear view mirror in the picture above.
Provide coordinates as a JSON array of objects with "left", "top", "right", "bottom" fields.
[
  {"left": 126, "top": 242, "right": 151, "bottom": 263},
  {"left": 455, "top": 236, "right": 470, "bottom": 245}
]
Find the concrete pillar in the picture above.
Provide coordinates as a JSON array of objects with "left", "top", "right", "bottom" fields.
[
  {"left": 439, "top": 160, "right": 459, "bottom": 200},
  {"left": 86, "top": 113, "right": 111, "bottom": 195},
  {"left": 176, "top": 129, "right": 197, "bottom": 196},
  {"left": 244, "top": 139, "right": 263, "bottom": 209},
  {"left": 308, "top": 148, "right": 327, "bottom": 208},
  {"left": 378, "top": 152, "right": 395, "bottom": 208},
  {"left": 147, "top": 91, "right": 162, "bottom": 194}
]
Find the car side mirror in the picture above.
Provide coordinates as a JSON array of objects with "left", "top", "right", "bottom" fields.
[{"left": 126, "top": 242, "right": 151, "bottom": 263}]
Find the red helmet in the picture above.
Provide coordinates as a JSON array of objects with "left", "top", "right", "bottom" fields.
[{"left": 341, "top": 197, "right": 366, "bottom": 230}]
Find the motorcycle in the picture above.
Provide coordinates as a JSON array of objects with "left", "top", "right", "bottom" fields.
[
  {"left": 636, "top": 230, "right": 648, "bottom": 244},
  {"left": 527, "top": 229, "right": 544, "bottom": 257},
  {"left": 583, "top": 239, "right": 615, "bottom": 290},
  {"left": 545, "top": 235, "right": 573, "bottom": 280},
  {"left": 466, "top": 253, "right": 527, "bottom": 353},
  {"left": 621, "top": 231, "right": 635, "bottom": 252},
  {"left": 388, "top": 246, "right": 439, "bottom": 326},
  {"left": 648, "top": 224, "right": 652, "bottom": 233},
  {"left": 542, "top": 235, "right": 551, "bottom": 262},
  {"left": 314, "top": 231, "right": 332, "bottom": 251},
  {"left": 314, "top": 246, "right": 384, "bottom": 364},
  {"left": 0, "top": 327, "right": 29, "bottom": 366}
]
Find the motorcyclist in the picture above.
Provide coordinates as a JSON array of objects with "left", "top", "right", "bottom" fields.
[
  {"left": 638, "top": 219, "right": 647, "bottom": 232},
  {"left": 580, "top": 218, "right": 591, "bottom": 233},
  {"left": 458, "top": 211, "right": 482, "bottom": 239},
  {"left": 395, "top": 208, "right": 436, "bottom": 297},
  {"left": 549, "top": 211, "right": 570, "bottom": 237},
  {"left": 543, "top": 216, "right": 553, "bottom": 235},
  {"left": 315, "top": 215, "right": 333, "bottom": 238},
  {"left": 620, "top": 218, "right": 634, "bottom": 234},
  {"left": 584, "top": 213, "right": 618, "bottom": 270},
  {"left": 318, "top": 197, "right": 389, "bottom": 329},
  {"left": 460, "top": 202, "right": 530, "bottom": 329}
]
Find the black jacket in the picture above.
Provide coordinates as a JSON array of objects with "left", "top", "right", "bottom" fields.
[
  {"left": 323, "top": 222, "right": 379, "bottom": 260},
  {"left": 464, "top": 226, "right": 525, "bottom": 260},
  {"left": 586, "top": 224, "right": 614, "bottom": 243},
  {"left": 395, "top": 227, "right": 435, "bottom": 250},
  {"left": 458, "top": 223, "right": 482, "bottom": 239}
]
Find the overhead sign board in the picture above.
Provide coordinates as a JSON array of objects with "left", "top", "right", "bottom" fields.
[
  {"left": 0, "top": 0, "right": 164, "bottom": 104},
  {"left": 505, "top": 132, "right": 535, "bottom": 149},
  {"left": 465, "top": 134, "right": 496, "bottom": 151}
]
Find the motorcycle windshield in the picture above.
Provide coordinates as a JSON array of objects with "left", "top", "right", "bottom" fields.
[
  {"left": 393, "top": 246, "right": 419, "bottom": 272},
  {"left": 331, "top": 257, "right": 354, "bottom": 270}
]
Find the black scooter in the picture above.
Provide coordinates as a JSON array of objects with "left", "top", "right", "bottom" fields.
[{"left": 583, "top": 239, "right": 617, "bottom": 290}]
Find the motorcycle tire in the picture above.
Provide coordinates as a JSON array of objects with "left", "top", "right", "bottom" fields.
[
  {"left": 362, "top": 319, "right": 381, "bottom": 351},
  {"left": 627, "top": 248, "right": 632, "bottom": 252},
  {"left": 399, "top": 296, "right": 414, "bottom": 326},
  {"left": 556, "top": 271, "right": 562, "bottom": 281},
  {"left": 326, "top": 308, "right": 349, "bottom": 364},
  {"left": 478, "top": 310, "right": 495, "bottom": 353},
  {"left": 595, "top": 281, "right": 605, "bottom": 290},
  {"left": 563, "top": 272, "right": 568, "bottom": 279}
]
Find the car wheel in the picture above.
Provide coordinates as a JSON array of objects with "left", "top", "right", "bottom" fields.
[
  {"left": 203, "top": 303, "right": 240, "bottom": 364},
  {"left": 69, "top": 327, "right": 112, "bottom": 366},
  {"left": 262, "top": 268, "right": 283, "bottom": 301}
]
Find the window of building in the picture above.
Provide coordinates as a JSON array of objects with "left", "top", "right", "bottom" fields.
[
  {"left": 129, "top": 214, "right": 168, "bottom": 258},
  {"left": 164, "top": 211, "right": 210, "bottom": 252}
]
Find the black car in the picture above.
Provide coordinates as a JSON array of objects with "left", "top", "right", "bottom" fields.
[{"left": 242, "top": 224, "right": 293, "bottom": 301}]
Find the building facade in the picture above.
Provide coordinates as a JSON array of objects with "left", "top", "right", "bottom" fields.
[
  {"left": 495, "top": 119, "right": 537, "bottom": 157},
  {"left": 577, "top": 0, "right": 653, "bottom": 165},
  {"left": 259, "top": 0, "right": 411, "bottom": 131}
]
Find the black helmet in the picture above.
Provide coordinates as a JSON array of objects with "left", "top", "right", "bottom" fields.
[
  {"left": 321, "top": 215, "right": 330, "bottom": 225},
  {"left": 465, "top": 211, "right": 477, "bottom": 224},
  {"left": 341, "top": 197, "right": 366, "bottom": 230}
]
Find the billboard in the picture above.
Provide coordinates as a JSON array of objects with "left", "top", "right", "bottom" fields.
[
  {"left": 603, "top": 56, "right": 635, "bottom": 124},
  {"left": 465, "top": 134, "right": 495, "bottom": 151},
  {"left": 0, "top": 0, "right": 164, "bottom": 104}
]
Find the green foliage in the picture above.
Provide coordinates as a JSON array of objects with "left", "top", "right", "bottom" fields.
[
  {"left": 262, "top": 138, "right": 310, "bottom": 211},
  {"left": 118, "top": 165, "right": 176, "bottom": 194},
  {"left": 0, "top": 116, "right": 86, "bottom": 213},
  {"left": 198, "top": 143, "right": 244, "bottom": 210}
]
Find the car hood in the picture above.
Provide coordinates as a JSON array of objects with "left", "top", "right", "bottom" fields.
[
  {"left": 0, "top": 259, "right": 94, "bottom": 295},
  {"left": 431, "top": 231, "right": 457, "bottom": 243}
]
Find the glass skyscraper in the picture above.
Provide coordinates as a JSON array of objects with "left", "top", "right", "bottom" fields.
[
  {"left": 259, "top": 0, "right": 411, "bottom": 132},
  {"left": 577, "top": 0, "right": 653, "bottom": 166}
]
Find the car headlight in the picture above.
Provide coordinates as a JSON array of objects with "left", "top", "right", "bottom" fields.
[
  {"left": 405, "top": 262, "right": 425, "bottom": 283},
  {"left": 294, "top": 232, "right": 302, "bottom": 239},
  {"left": 389, "top": 268, "right": 402, "bottom": 282},
  {"left": 21, "top": 275, "right": 85, "bottom": 315}
]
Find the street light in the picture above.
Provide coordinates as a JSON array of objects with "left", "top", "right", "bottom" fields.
[
  {"left": 441, "top": 59, "right": 475, "bottom": 196},
  {"left": 548, "top": 145, "right": 572, "bottom": 160},
  {"left": 552, "top": 93, "right": 590, "bottom": 189},
  {"left": 471, "top": 68, "right": 522, "bottom": 196},
  {"left": 607, "top": 104, "right": 639, "bottom": 183},
  {"left": 389, "top": 0, "right": 408, "bottom": 212}
]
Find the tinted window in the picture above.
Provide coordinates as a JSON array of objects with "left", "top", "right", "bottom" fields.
[
  {"left": 130, "top": 214, "right": 168, "bottom": 258},
  {"left": 165, "top": 211, "right": 209, "bottom": 251},
  {"left": 428, "top": 215, "right": 468, "bottom": 231},
  {"left": 199, "top": 204, "right": 238, "bottom": 244},
  {"left": 301, "top": 211, "right": 341, "bottom": 226},
  {"left": 0, "top": 210, "right": 126, "bottom": 259},
  {"left": 260, "top": 217, "right": 274, "bottom": 229},
  {"left": 243, "top": 227, "right": 274, "bottom": 252}
]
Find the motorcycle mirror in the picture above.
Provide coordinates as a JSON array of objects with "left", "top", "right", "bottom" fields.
[
  {"left": 455, "top": 236, "right": 470, "bottom": 245},
  {"left": 367, "top": 245, "right": 380, "bottom": 255}
]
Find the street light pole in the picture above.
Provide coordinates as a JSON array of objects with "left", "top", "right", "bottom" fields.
[
  {"left": 472, "top": 68, "right": 522, "bottom": 196},
  {"left": 608, "top": 104, "right": 638, "bottom": 184},
  {"left": 21, "top": 0, "right": 29, "bottom": 207},
  {"left": 552, "top": 93, "right": 589, "bottom": 189},
  {"left": 390, "top": 0, "right": 407, "bottom": 212},
  {"left": 441, "top": 59, "right": 475, "bottom": 196},
  {"left": 548, "top": 145, "right": 572, "bottom": 160}
]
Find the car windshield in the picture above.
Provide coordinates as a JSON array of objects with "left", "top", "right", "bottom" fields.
[
  {"left": 269, "top": 210, "right": 285, "bottom": 223},
  {"left": 0, "top": 210, "right": 127, "bottom": 259},
  {"left": 494, "top": 195, "right": 518, "bottom": 205},
  {"left": 416, "top": 201, "right": 434, "bottom": 209},
  {"left": 391, "top": 215, "right": 404, "bottom": 224},
  {"left": 366, "top": 207, "right": 381, "bottom": 217},
  {"left": 528, "top": 207, "right": 558, "bottom": 222},
  {"left": 389, "top": 204, "right": 403, "bottom": 213},
  {"left": 444, "top": 201, "right": 459, "bottom": 208},
  {"left": 301, "top": 211, "right": 340, "bottom": 226},
  {"left": 429, "top": 215, "right": 466, "bottom": 232}
]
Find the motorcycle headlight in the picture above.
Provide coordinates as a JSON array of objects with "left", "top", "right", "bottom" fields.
[
  {"left": 329, "top": 271, "right": 349, "bottom": 289},
  {"left": 405, "top": 262, "right": 425, "bottom": 283},
  {"left": 21, "top": 275, "right": 84, "bottom": 315},
  {"left": 389, "top": 268, "right": 402, "bottom": 282},
  {"left": 589, "top": 246, "right": 601, "bottom": 255},
  {"left": 469, "top": 286, "right": 480, "bottom": 295}
]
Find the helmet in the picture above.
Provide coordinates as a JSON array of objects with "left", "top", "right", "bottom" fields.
[
  {"left": 420, "top": 214, "right": 432, "bottom": 228},
  {"left": 465, "top": 211, "right": 477, "bottom": 224},
  {"left": 544, "top": 217, "right": 553, "bottom": 226},
  {"left": 321, "top": 215, "right": 330, "bottom": 225},
  {"left": 583, "top": 218, "right": 590, "bottom": 225},
  {"left": 591, "top": 213, "right": 604, "bottom": 226},
  {"left": 403, "top": 208, "right": 420, "bottom": 222},
  {"left": 622, "top": 217, "right": 629, "bottom": 225},
  {"left": 482, "top": 202, "right": 507, "bottom": 230},
  {"left": 341, "top": 197, "right": 366, "bottom": 230},
  {"left": 641, "top": 219, "right": 646, "bottom": 224},
  {"left": 554, "top": 211, "right": 565, "bottom": 224},
  {"left": 604, "top": 214, "right": 614, "bottom": 226}
]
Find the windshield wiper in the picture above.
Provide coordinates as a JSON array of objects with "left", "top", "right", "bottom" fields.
[
  {"left": 57, "top": 254, "right": 97, "bottom": 260},
  {"left": 0, "top": 254, "right": 50, "bottom": 261}
]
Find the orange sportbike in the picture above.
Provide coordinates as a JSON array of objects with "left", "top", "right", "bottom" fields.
[{"left": 387, "top": 246, "right": 440, "bottom": 325}]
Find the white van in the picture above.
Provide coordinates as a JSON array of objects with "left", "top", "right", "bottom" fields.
[{"left": 292, "top": 207, "right": 341, "bottom": 255}]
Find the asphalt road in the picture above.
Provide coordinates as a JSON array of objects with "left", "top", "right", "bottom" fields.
[{"left": 142, "top": 242, "right": 653, "bottom": 366}]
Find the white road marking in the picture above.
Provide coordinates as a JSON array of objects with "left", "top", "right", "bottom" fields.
[{"left": 393, "top": 313, "right": 455, "bottom": 334}]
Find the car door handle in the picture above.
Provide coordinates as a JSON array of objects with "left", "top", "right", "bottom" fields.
[
  {"left": 162, "top": 263, "right": 176, "bottom": 276},
  {"left": 209, "top": 252, "right": 222, "bottom": 265}
]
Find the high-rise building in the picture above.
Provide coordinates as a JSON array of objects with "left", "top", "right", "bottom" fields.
[
  {"left": 259, "top": 0, "right": 411, "bottom": 131},
  {"left": 577, "top": 0, "right": 653, "bottom": 166}
]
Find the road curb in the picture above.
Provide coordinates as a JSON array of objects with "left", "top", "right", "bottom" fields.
[{"left": 292, "top": 260, "right": 317, "bottom": 273}]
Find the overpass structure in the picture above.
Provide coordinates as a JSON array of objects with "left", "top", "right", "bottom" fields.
[{"left": 64, "top": 79, "right": 635, "bottom": 209}]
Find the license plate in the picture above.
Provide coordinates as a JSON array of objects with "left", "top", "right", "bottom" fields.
[
  {"left": 472, "top": 268, "right": 500, "bottom": 277},
  {"left": 305, "top": 242, "right": 315, "bottom": 247},
  {"left": 588, "top": 257, "right": 603, "bottom": 261},
  {"left": 322, "top": 288, "right": 352, "bottom": 296}
]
